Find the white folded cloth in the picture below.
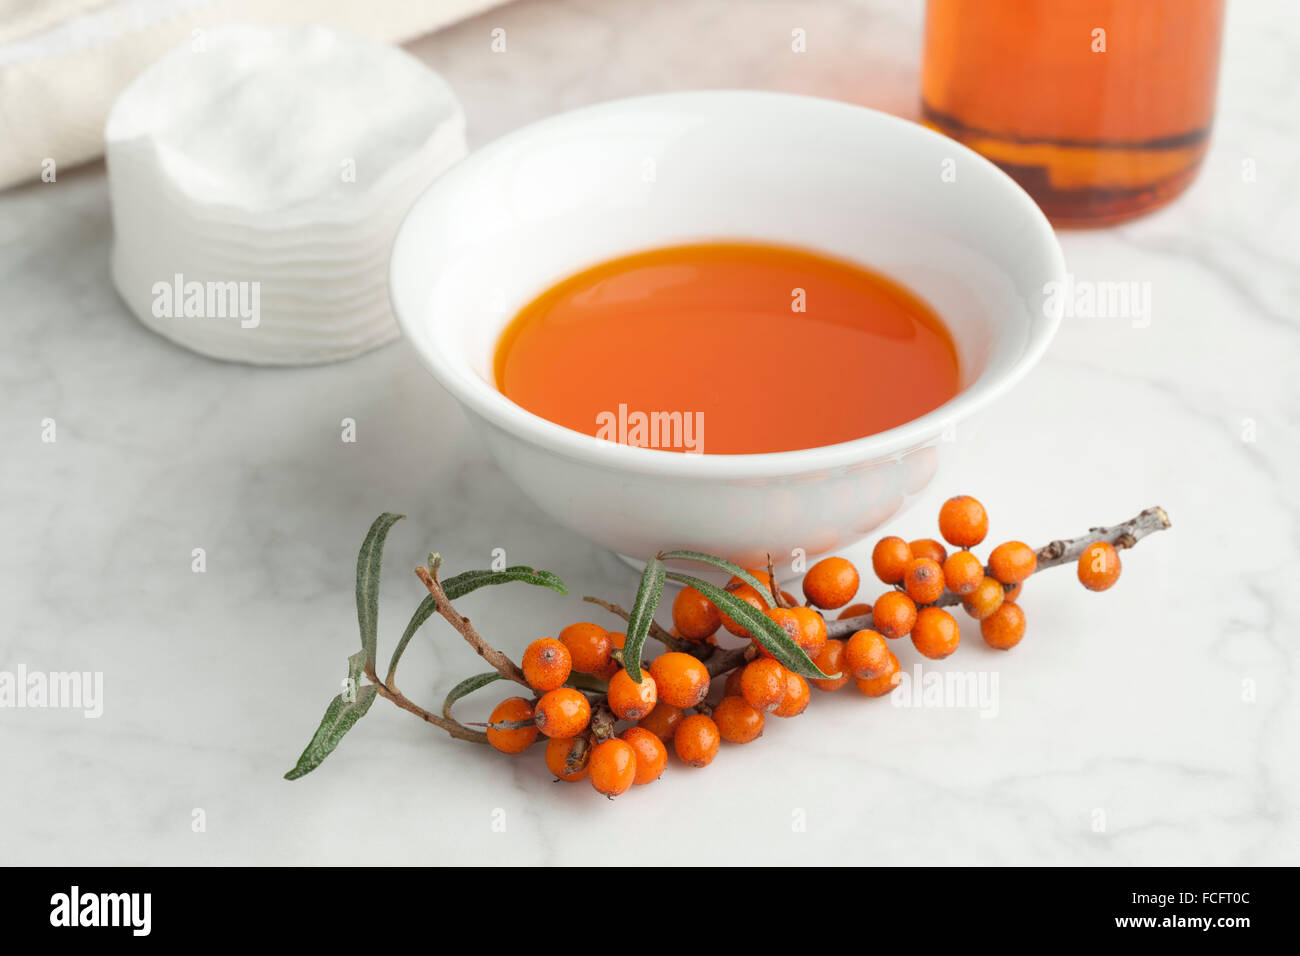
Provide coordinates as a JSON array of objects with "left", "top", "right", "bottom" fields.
[{"left": 0, "top": 0, "right": 503, "bottom": 190}]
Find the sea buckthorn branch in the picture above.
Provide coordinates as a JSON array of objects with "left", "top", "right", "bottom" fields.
[
  {"left": 290, "top": 500, "right": 1173, "bottom": 789},
  {"left": 366, "top": 669, "right": 489, "bottom": 745},
  {"left": 704, "top": 645, "right": 752, "bottom": 679},
  {"left": 825, "top": 505, "right": 1171, "bottom": 638},
  {"left": 415, "top": 559, "right": 530, "bottom": 687},
  {"left": 287, "top": 520, "right": 587, "bottom": 777},
  {"left": 766, "top": 553, "right": 793, "bottom": 608},
  {"left": 1032, "top": 505, "right": 1171, "bottom": 570}
]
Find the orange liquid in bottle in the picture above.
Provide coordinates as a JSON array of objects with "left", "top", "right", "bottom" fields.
[
  {"left": 494, "top": 242, "right": 960, "bottom": 455},
  {"left": 922, "top": 0, "right": 1224, "bottom": 226}
]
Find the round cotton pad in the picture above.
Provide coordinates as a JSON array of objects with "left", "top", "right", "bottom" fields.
[{"left": 106, "top": 23, "right": 467, "bottom": 365}]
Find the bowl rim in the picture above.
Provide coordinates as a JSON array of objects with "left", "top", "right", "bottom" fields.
[{"left": 391, "top": 89, "right": 1066, "bottom": 480}]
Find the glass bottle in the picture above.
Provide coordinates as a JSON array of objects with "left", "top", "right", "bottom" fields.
[{"left": 921, "top": 0, "right": 1225, "bottom": 226}]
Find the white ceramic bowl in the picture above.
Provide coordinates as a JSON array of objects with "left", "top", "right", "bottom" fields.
[{"left": 391, "top": 91, "right": 1065, "bottom": 567}]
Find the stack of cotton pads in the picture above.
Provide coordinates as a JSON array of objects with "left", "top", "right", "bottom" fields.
[{"left": 106, "top": 24, "right": 466, "bottom": 365}]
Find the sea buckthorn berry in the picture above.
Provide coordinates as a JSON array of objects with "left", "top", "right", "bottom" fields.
[
  {"left": 607, "top": 667, "right": 658, "bottom": 720},
  {"left": 732, "top": 568, "right": 772, "bottom": 589},
  {"left": 727, "top": 568, "right": 783, "bottom": 602},
  {"left": 593, "top": 631, "right": 626, "bottom": 681},
  {"left": 854, "top": 651, "right": 902, "bottom": 697},
  {"left": 719, "top": 583, "right": 771, "bottom": 638},
  {"left": 522, "top": 638, "right": 572, "bottom": 692},
  {"left": 911, "top": 607, "right": 961, "bottom": 660},
  {"left": 838, "top": 602, "right": 873, "bottom": 620},
  {"left": 1005, "top": 582, "right": 1023, "bottom": 602},
  {"left": 872, "top": 590, "right": 918, "bottom": 639},
  {"left": 766, "top": 607, "right": 802, "bottom": 646},
  {"left": 544, "top": 735, "right": 590, "bottom": 781},
  {"left": 791, "top": 606, "right": 828, "bottom": 658},
  {"left": 872, "top": 536, "right": 914, "bottom": 585},
  {"left": 487, "top": 697, "right": 540, "bottom": 754},
  {"left": 962, "top": 576, "right": 1005, "bottom": 621},
  {"left": 589, "top": 739, "right": 637, "bottom": 796},
  {"left": 1078, "top": 542, "right": 1122, "bottom": 591},
  {"left": 909, "top": 538, "right": 948, "bottom": 565},
  {"left": 674, "top": 714, "right": 721, "bottom": 767},
  {"left": 558, "top": 622, "right": 612, "bottom": 674},
  {"left": 672, "top": 585, "right": 721, "bottom": 640},
  {"left": 649, "top": 652, "right": 711, "bottom": 708},
  {"left": 938, "top": 495, "right": 989, "bottom": 547},
  {"left": 740, "top": 658, "right": 789, "bottom": 713},
  {"left": 981, "top": 601, "right": 1026, "bottom": 649},
  {"left": 722, "top": 668, "right": 746, "bottom": 699},
  {"left": 802, "top": 556, "right": 860, "bottom": 609},
  {"left": 845, "top": 629, "right": 891, "bottom": 679},
  {"left": 533, "top": 687, "right": 591, "bottom": 738},
  {"left": 638, "top": 701, "right": 684, "bottom": 740},
  {"left": 774, "top": 671, "right": 811, "bottom": 718},
  {"left": 942, "top": 550, "right": 984, "bottom": 596},
  {"left": 620, "top": 726, "right": 668, "bottom": 784},
  {"left": 903, "top": 557, "right": 946, "bottom": 604},
  {"left": 989, "top": 541, "right": 1037, "bottom": 584},
  {"left": 713, "top": 695, "right": 765, "bottom": 743},
  {"left": 810, "top": 639, "right": 851, "bottom": 691}
]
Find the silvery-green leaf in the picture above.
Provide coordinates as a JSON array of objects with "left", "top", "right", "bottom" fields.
[
  {"left": 441, "top": 671, "right": 503, "bottom": 720},
  {"left": 442, "top": 566, "right": 568, "bottom": 599},
  {"left": 356, "top": 513, "right": 405, "bottom": 669},
  {"left": 284, "top": 686, "right": 378, "bottom": 780},
  {"left": 665, "top": 572, "right": 830, "bottom": 679},
  {"left": 658, "top": 549, "right": 773, "bottom": 599},
  {"left": 623, "top": 556, "right": 665, "bottom": 682}
]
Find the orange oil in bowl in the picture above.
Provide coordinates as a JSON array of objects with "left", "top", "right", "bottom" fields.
[{"left": 493, "top": 242, "right": 960, "bottom": 455}]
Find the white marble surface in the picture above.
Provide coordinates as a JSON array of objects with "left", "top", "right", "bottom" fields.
[{"left": 2, "top": 0, "right": 1297, "bottom": 865}]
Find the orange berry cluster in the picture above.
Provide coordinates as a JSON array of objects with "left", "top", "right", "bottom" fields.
[
  {"left": 867, "top": 495, "right": 1027, "bottom": 658},
  {"left": 486, "top": 495, "right": 1126, "bottom": 797},
  {"left": 490, "top": 620, "right": 714, "bottom": 795},
  {"left": 862, "top": 495, "right": 1123, "bottom": 660}
]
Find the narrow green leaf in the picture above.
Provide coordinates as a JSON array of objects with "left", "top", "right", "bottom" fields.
[
  {"left": 284, "top": 685, "right": 378, "bottom": 780},
  {"left": 665, "top": 571, "right": 831, "bottom": 679},
  {"left": 442, "top": 566, "right": 568, "bottom": 599},
  {"left": 347, "top": 649, "right": 367, "bottom": 686},
  {"left": 442, "top": 671, "right": 503, "bottom": 721},
  {"left": 563, "top": 672, "right": 610, "bottom": 694},
  {"left": 623, "top": 556, "right": 665, "bottom": 682},
  {"left": 659, "top": 550, "right": 772, "bottom": 599},
  {"left": 385, "top": 594, "right": 438, "bottom": 682},
  {"left": 356, "top": 513, "right": 405, "bottom": 670},
  {"left": 487, "top": 718, "right": 536, "bottom": 730}
]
